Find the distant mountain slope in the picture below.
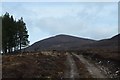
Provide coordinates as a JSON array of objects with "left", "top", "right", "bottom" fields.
[
  {"left": 24, "top": 34, "right": 95, "bottom": 52},
  {"left": 86, "top": 34, "right": 120, "bottom": 48},
  {"left": 84, "top": 34, "right": 120, "bottom": 61}
]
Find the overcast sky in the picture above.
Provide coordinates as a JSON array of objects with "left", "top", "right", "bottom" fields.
[
  {"left": 1, "top": 0, "right": 120, "bottom": 2},
  {"left": 1, "top": 1, "right": 119, "bottom": 45}
]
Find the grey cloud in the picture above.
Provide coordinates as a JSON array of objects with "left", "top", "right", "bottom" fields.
[{"left": 35, "top": 16, "right": 87, "bottom": 34}]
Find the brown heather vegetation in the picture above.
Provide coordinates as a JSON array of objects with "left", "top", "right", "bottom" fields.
[{"left": 2, "top": 52, "right": 67, "bottom": 78}]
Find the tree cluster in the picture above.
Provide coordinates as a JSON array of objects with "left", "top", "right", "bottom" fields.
[{"left": 2, "top": 12, "right": 29, "bottom": 53}]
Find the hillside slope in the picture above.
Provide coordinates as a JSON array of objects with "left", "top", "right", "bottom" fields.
[
  {"left": 24, "top": 34, "right": 120, "bottom": 61},
  {"left": 83, "top": 34, "right": 120, "bottom": 61},
  {"left": 24, "top": 34, "right": 95, "bottom": 52}
]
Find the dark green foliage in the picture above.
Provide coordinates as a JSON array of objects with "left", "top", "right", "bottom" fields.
[
  {"left": 0, "top": 16, "right": 2, "bottom": 52},
  {"left": 2, "top": 12, "right": 29, "bottom": 53},
  {"left": 16, "top": 17, "right": 29, "bottom": 51}
]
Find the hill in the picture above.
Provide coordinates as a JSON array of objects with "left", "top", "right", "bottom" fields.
[
  {"left": 24, "top": 34, "right": 95, "bottom": 52},
  {"left": 83, "top": 34, "right": 120, "bottom": 61},
  {"left": 23, "top": 34, "right": 120, "bottom": 61}
]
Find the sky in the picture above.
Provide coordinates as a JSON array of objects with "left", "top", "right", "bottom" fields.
[
  {"left": 1, "top": 0, "right": 120, "bottom": 2},
  {"left": 0, "top": 1, "right": 119, "bottom": 45}
]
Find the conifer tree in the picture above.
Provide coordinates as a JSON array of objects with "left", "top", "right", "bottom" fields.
[{"left": 2, "top": 12, "right": 29, "bottom": 53}]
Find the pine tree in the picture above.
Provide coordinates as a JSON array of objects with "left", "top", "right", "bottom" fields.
[
  {"left": 2, "top": 12, "right": 29, "bottom": 54},
  {"left": 17, "top": 17, "right": 29, "bottom": 52},
  {"left": 2, "top": 12, "right": 10, "bottom": 53},
  {"left": 0, "top": 16, "right": 2, "bottom": 53}
]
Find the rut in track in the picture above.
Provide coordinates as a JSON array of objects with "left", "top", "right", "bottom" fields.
[
  {"left": 64, "top": 53, "right": 79, "bottom": 79},
  {"left": 72, "top": 53, "right": 106, "bottom": 78}
]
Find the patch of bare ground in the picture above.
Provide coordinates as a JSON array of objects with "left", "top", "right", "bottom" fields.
[
  {"left": 72, "top": 53, "right": 92, "bottom": 78},
  {"left": 2, "top": 52, "right": 67, "bottom": 78}
]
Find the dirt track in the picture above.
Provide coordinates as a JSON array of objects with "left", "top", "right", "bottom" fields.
[
  {"left": 64, "top": 53, "right": 79, "bottom": 78},
  {"left": 72, "top": 53, "right": 106, "bottom": 78},
  {"left": 64, "top": 52, "right": 107, "bottom": 78}
]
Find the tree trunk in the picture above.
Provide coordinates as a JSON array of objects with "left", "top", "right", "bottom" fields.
[{"left": 20, "top": 37, "right": 21, "bottom": 53}]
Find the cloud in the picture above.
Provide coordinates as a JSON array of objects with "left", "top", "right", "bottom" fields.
[
  {"left": 0, "top": 3, "right": 2, "bottom": 15},
  {"left": 37, "top": 16, "right": 86, "bottom": 34}
]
